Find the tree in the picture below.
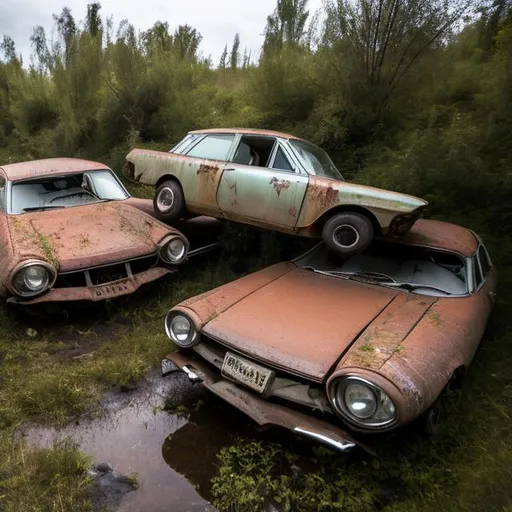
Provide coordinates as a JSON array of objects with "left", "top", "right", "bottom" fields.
[
  {"left": 86, "top": 3, "right": 103, "bottom": 38},
  {"left": 263, "top": 0, "right": 309, "bottom": 53},
  {"left": 322, "top": 0, "right": 472, "bottom": 120},
  {"left": 0, "top": 36, "right": 17, "bottom": 63},
  {"left": 172, "top": 24, "right": 202, "bottom": 60},
  {"left": 53, "top": 7, "right": 77, "bottom": 67},
  {"left": 219, "top": 44, "right": 228, "bottom": 69},
  {"left": 230, "top": 33, "right": 240, "bottom": 69}
]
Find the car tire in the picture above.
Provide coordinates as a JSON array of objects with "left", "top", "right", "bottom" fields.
[
  {"left": 153, "top": 180, "right": 185, "bottom": 220},
  {"left": 322, "top": 212, "right": 374, "bottom": 257}
]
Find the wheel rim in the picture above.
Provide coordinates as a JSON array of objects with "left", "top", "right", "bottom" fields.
[
  {"left": 332, "top": 225, "right": 360, "bottom": 249},
  {"left": 157, "top": 187, "right": 175, "bottom": 213}
]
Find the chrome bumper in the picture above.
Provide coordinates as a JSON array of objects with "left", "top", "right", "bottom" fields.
[{"left": 162, "top": 353, "right": 371, "bottom": 455}]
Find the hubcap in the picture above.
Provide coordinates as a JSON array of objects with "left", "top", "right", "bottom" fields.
[
  {"left": 333, "top": 225, "right": 360, "bottom": 249},
  {"left": 157, "top": 187, "right": 175, "bottom": 213}
]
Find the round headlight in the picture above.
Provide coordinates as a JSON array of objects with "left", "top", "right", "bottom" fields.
[
  {"left": 333, "top": 376, "right": 397, "bottom": 428},
  {"left": 10, "top": 261, "right": 56, "bottom": 298},
  {"left": 164, "top": 311, "right": 199, "bottom": 347},
  {"left": 344, "top": 382, "right": 377, "bottom": 419},
  {"left": 161, "top": 237, "right": 187, "bottom": 264}
]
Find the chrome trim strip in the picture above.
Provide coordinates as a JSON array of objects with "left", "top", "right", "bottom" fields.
[
  {"left": 188, "top": 242, "right": 219, "bottom": 258},
  {"left": 294, "top": 427, "right": 356, "bottom": 452}
]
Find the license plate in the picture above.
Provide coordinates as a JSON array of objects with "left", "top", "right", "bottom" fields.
[
  {"left": 221, "top": 351, "right": 274, "bottom": 394},
  {"left": 91, "top": 279, "right": 133, "bottom": 300}
]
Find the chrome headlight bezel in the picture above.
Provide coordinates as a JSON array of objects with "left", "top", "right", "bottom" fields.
[
  {"left": 160, "top": 236, "right": 188, "bottom": 265},
  {"left": 9, "top": 260, "right": 57, "bottom": 298},
  {"left": 164, "top": 310, "right": 200, "bottom": 348},
  {"left": 331, "top": 376, "right": 398, "bottom": 429}
]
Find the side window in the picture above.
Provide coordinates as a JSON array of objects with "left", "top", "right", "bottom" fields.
[
  {"left": 232, "top": 136, "right": 276, "bottom": 167},
  {"left": 478, "top": 245, "right": 492, "bottom": 278},
  {"left": 170, "top": 134, "right": 202, "bottom": 154},
  {"left": 272, "top": 146, "right": 294, "bottom": 172},
  {"left": 0, "top": 176, "right": 5, "bottom": 212},
  {"left": 186, "top": 134, "right": 235, "bottom": 161}
]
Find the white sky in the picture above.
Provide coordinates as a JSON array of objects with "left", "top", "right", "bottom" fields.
[{"left": 0, "top": 0, "right": 324, "bottom": 65}]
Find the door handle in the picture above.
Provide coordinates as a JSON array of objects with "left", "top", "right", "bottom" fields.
[
  {"left": 487, "top": 291, "right": 497, "bottom": 305},
  {"left": 224, "top": 167, "right": 236, "bottom": 171}
]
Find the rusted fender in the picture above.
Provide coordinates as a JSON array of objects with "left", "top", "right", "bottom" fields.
[
  {"left": 126, "top": 149, "right": 223, "bottom": 212},
  {"left": 297, "top": 176, "right": 428, "bottom": 232},
  {"left": 6, "top": 202, "right": 178, "bottom": 272},
  {"left": 328, "top": 275, "right": 496, "bottom": 427}
]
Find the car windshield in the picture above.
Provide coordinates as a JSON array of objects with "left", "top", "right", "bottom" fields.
[
  {"left": 295, "top": 241, "right": 469, "bottom": 297},
  {"left": 289, "top": 140, "right": 343, "bottom": 180},
  {"left": 10, "top": 169, "right": 128, "bottom": 214}
]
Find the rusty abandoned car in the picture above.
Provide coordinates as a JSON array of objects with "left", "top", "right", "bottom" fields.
[
  {"left": 125, "top": 128, "right": 428, "bottom": 256},
  {"left": 0, "top": 158, "right": 189, "bottom": 305},
  {"left": 162, "top": 219, "right": 496, "bottom": 452}
]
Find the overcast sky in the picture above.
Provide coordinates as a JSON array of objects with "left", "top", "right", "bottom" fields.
[{"left": 0, "top": 0, "right": 324, "bottom": 65}]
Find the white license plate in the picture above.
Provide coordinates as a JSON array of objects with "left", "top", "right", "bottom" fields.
[{"left": 221, "top": 351, "right": 274, "bottom": 394}]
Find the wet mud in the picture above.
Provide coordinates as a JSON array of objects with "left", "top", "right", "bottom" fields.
[{"left": 23, "top": 369, "right": 258, "bottom": 512}]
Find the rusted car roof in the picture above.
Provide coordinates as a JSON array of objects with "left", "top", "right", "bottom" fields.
[
  {"left": 188, "top": 127, "right": 305, "bottom": 141},
  {"left": 399, "top": 219, "right": 478, "bottom": 257},
  {"left": 0, "top": 158, "right": 108, "bottom": 181}
]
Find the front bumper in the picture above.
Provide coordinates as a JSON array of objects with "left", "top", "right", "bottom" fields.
[
  {"left": 7, "top": 267, "right": 173, "bottom": 305},
  {"left": 163, "top": 352, "right": 372, "bottom": 454}
]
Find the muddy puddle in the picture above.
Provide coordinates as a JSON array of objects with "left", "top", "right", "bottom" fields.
[{"left": 24, "top": 369, "right": 255, "bottom": 512}]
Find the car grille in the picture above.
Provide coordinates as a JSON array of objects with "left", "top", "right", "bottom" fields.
[
  {"left": 54, "top": 254, "right": 159, "bottom": 288},
  {"left": 194, "top": 335, "right": 333, "bottom": 415}
]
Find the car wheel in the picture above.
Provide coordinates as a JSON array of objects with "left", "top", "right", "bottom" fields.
[
  {"left": 154, "top": 180, "right": 185, "bottom": 220},
  {"left": 322, "top": 212, "right": 374, "bottom": 257}
]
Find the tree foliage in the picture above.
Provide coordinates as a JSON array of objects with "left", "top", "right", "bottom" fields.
[{"left": 0, "top": 0, "right": 510, "bottom": 234}]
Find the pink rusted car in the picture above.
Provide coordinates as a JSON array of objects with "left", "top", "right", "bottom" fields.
[
  {"left": 125, "top": 128, "right": 428, "bottom": 257},
  {"left": 0, "top": 158, "right": 190, "bottom": 305},
  {"left": 162, "top": 219, "right": 496, "bottom": 452}
]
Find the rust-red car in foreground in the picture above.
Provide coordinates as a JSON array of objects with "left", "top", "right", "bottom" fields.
[
  {"left": 162, "top": 220, "right": 496, "bottom": 452},
  {"left": 0, "top": 158, "right": 189, "bottom": 305},
  {"left": 125, "top": 128, "right": 428, "bottom": 257}
]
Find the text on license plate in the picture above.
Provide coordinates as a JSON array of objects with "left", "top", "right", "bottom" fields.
[
  {"left": 92, "top": 279, "right": 133, "bottom": 299},
  {"left": 221, "top": 351, "right": 274, "bottom": 394}
]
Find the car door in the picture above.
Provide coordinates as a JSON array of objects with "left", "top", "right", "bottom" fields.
[{"left": 216, "top": 139, "right": 309, "bottom": 230}]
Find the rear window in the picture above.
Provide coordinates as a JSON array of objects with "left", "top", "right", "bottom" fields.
[{"left": 186, "top": 134, "right": 235, "bottom": 161}]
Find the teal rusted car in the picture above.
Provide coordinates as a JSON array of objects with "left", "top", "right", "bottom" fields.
[{"left": 125, "top": 128, "right": 427, "bottom": 256}]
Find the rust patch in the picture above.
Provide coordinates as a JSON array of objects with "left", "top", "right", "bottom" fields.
[
  {"left": 308, "top": 183, "right": 339, "bottom": 210},
  {"left": 288, "top": 207, "right": 297, "bottom": 217},
  {"left": 269, "top": 177, "right": 290, "bottom": 197},
  {"left": 196, "top": 164, "right": 220, "bottom": 176}
]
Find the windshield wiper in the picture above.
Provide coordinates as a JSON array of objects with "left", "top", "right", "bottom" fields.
[
  {"left": 383, "top": 282, "right": 453, "bottom": 295},
  {"left": 305, "top": 267, "right": 454, "bottom": 295},
  {"left": 23, "top": 206, "right": 67, "bottom": 212}
]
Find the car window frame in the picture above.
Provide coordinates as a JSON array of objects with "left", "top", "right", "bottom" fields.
[
  {"left": 477, "top": 244, "right": 492, "bottom": 278},
  {"left": 268, "top": 142, "right": 298, "bottom": 174},
  {"left": 0, "top": 172, "right": 6, "bottom": 212},
  {"left": 183, "top": 133, "right": 237, "bottom": 162},
  {"left": 170, "top": 133, "right": 204, "bottom": 154}
]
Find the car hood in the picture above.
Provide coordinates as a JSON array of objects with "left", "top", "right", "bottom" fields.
[
  {"left": 201, "top": 267, "right": 412, "bottom": 382},
  {"left": 8, "top": 202, "right": 174, "bottom": 272}
]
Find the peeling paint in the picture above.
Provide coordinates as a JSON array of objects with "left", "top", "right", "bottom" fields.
[{"left": 269, "top": 177, "right": 291, "bottom": 197}]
